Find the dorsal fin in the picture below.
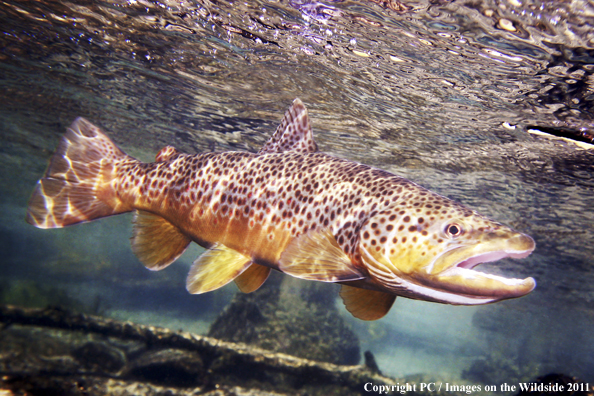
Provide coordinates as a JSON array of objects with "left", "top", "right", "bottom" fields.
[
  {"left": 278, "top": 228, "right": 364, "bottom": 282},
  {"left": 186, "top": 244, "right": 252, "bottom": 294},
  {"left": 339, "top": 285, "right": 396, "bottom": 321},
  {"left": 258, "top": 98, "right": 318, "bottom": 154},
  {"left": 234, "top": 263, "right": 271, "bottom": 293},
  {"left": 131, "top": 210, "right": 191, "bottom": 270},
  {"left": 155, "top": 145, "right": 182, "bottom": 162}
]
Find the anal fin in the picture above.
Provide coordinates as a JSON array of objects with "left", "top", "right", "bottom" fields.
[
  {"left": 339, "top": 285, "right": 396, "bottom": 321},
  {"left": 234, "top": 263, "right": 271, "bottom": 293},
  {"left": 187, "top": 244, "right": 252, "bottom": 294},
  {"left": 131, "top": 210, "right": 191, "bottom": 270},
  {"left": 279, "top": 229, "right": 364, "bottom": 282}
]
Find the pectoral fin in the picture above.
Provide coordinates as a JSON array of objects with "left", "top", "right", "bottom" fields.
[
  {"left": 339, "top": 285, "right": 396, "bottom": 321},
  {"left": 187, "top": 244, "right": 252, "bottom": 294},
  {"left": 278, "top": 229, "right": 364, "bottom": 282},
  {"left": 131, "top": 210, "right": 191, "bottom": 270},
  {"left": 234, "top": 263, "right": 271, "bottom": 293}
]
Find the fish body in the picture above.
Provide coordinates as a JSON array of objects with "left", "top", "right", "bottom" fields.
[{"left": 27, "top": 99, "right": 536, "bottom": 320}]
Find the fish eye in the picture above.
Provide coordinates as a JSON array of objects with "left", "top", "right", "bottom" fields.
[{"left": 445, "top": 223, "right": 463, "bottom": 237}]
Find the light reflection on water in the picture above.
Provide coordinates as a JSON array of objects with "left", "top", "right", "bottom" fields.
[{"left": 0, "top": 0, "right": 593, "bottom": 384}]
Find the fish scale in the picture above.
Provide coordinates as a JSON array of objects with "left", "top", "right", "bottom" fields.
[{"left": 26, "top": 98, "right": 536, "bottom": 321}]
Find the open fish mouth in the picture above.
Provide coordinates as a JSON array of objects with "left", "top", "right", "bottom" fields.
[
  {"left": 456, "top": 248, "right": 533, "bottom": 270},
  {"left": 419, "top": 233, "right": 536, "bottom": 304}
]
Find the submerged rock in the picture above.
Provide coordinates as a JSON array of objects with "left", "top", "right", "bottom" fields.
[
  {"left": 0, "top": 305, "right": 398, "bottom": 396},
  {"left": 1, "top": 376, "right": 292, "bottom": 396},
  {"left": 8, "top": 304, "right": 583, "bottom": 396},
  {"left": 124, "top": 348, "right": 204, "bottom": 388},
  {"left": 208, "top": 273, "right": 361, "bottom": 365},
  {"left": 72, "top": 341, "right": 127, "bottom": 373},
  {"left": 364, "top": 351, "right": 381, "bottom": 375}
]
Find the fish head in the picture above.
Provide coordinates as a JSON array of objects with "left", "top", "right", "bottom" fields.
[{"left": 358, "top": 196, "right": 536, "bottom": 305}]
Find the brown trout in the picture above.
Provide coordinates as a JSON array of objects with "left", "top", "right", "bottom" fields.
[{"left": 27, "top": 99, "right": 536, "bottom": 320}]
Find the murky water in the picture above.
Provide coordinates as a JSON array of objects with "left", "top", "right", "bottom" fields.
[{"left": 1, "top": 0, "right": 593, "bottom": 387}]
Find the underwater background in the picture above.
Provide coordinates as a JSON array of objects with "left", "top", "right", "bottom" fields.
[{"left": 1, "top": 0, "right": 593, "bottom": 390}]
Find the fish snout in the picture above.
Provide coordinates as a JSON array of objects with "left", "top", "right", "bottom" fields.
[
  {"left": 506, "top": 233, "right": 535, "bottom": 257},
  {"left": 481, "top": 230, "right": 535, "bottom": 256}
]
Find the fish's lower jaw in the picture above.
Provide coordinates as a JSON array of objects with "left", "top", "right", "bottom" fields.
[
  {"left": 393, "top": 276, "right": 500, "bottom": 305},
  {"left": 395, "top": 272, "right": 536, "bottom": 305},
  {"left": 425, "top": 267, "right": 536, "bottom": 302}
]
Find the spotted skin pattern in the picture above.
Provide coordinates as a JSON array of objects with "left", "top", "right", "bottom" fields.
[
  {"left": 120, "top": 148, "right": 485, "bottom": 267},
  {"left": 27, "top": 98, "right": 536, "bottom": 320}
]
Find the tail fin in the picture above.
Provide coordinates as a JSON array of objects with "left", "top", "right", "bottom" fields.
[{"left": 27, "top": 118, "right": 135, "bottom": 228}]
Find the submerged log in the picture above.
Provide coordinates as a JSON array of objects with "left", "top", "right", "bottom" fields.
[{"left": 0, "top": 305, "right": 403, "bottom": 396}]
